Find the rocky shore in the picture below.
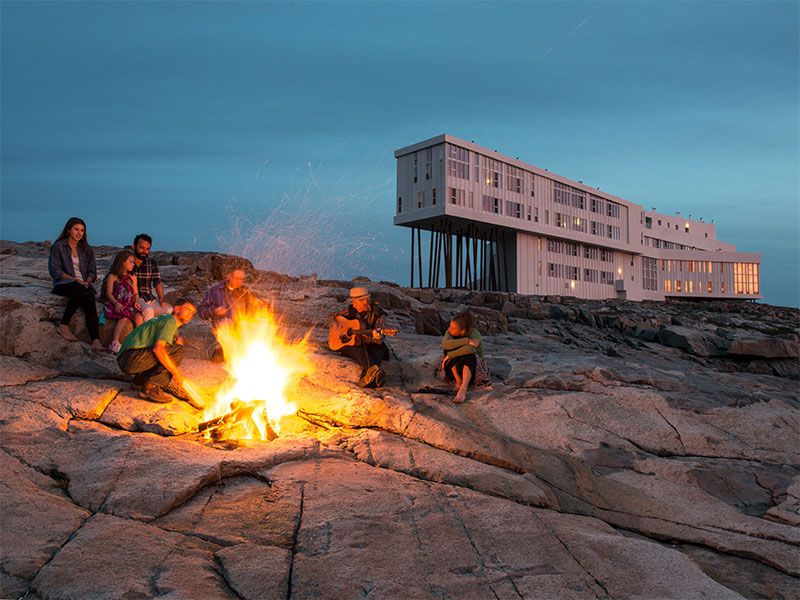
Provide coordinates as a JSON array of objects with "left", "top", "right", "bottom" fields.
[{"left": 1, "top": 239, "right": 798, "bottom": 599}]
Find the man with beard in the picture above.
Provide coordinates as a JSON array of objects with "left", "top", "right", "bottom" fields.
[
  {"left": 116, "top": 298, "right": 201, "bottom": 406},
  {"left": 129, "top": 233, "right": 172, "bottom": 321}
]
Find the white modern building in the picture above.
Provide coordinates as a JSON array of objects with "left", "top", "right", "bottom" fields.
[{"left": 394, "top": 134, "right": 761, "bottom": 301}]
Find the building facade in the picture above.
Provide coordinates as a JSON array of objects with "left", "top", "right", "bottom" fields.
[{"left": 394, "top": 134, "right": 761, "bottom": 301}]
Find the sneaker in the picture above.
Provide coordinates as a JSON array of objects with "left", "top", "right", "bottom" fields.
[
  {"left": 358, "top": 365, "right": 380, "bottom": 388},
  {"left": 139, "top": 384, "right": 173, "bottom": 403},
  {"left": 109, "top": 340, "right": 122, "bottom": 354},
  {"left": 374, "top": 368, "right": 386, "bottom": 389}
]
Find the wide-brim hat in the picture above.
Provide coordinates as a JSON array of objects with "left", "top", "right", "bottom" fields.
[{"left": 349, "top": 287, "right": 370, "bottom": 301}]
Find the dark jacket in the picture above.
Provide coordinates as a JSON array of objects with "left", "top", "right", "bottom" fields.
[
  {"left": 48, "top": 238, "right": 97, "bottom": 288},
  {"left": 329, "top": 301, "right": 390, "bottom": 360}
]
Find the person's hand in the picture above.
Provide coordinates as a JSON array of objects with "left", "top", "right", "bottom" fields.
[
  {"left": 114, "top": 301, "right": 123, "bottom": 312},
  {"left": 372, "top": 330, "right": 382, "bottom": 341},
  {"left": 79, "top": 279, "right": 89, "bottom": 288},
  {"left": 162, "top": 302, "right": 172, "bottom": 311},
  {"left": 134, "top": 301, "right": 142, "bottom": 310},
  {"left": 174, "top": 335, "right": 184, "bottom": 346},
  {"left": 215, "top": 306, "right": 227, "bottom": 317},
  {"left": 468, "top": 339, "right": 480, "bottom": 347}
]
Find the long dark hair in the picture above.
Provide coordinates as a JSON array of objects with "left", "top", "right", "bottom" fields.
[
  {"left": 452, "top": 310, "right": 474, "bottom": 333},
  {"left": 56, "top": 217, "right": 89, "bottom": 250},
  {"left": 109, "top": 250, "right": 134, "bottom": 277}
]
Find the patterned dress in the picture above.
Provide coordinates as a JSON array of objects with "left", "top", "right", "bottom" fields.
[{"left": 104, "top": 275, "right": 139, "bottom": 319}]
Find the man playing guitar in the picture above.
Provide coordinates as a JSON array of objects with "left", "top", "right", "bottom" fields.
[{"left": 327, "top": 287, "right": 396, "bottom": 388}]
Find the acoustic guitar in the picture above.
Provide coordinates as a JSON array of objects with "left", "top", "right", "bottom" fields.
[{"left": 328, "top": 316, "right": 398, "bottom": 351}]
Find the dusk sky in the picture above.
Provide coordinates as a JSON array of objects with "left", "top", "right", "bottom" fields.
[{"left": 2, "top": 1, "right": 798, "bottom": 307}]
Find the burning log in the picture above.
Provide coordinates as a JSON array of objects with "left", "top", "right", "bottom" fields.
[{"left": 198, "top": 400, "right": 279, "bottom": 441}]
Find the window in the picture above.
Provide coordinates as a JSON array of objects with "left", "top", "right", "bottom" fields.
[
  {"left": 506, "top": 201, "right": 523, "bottom": 219},
  {"left": 449, "top": 187, "right": 466, "bottom": 206},
  {"left": 734, "top": 263, "right": 759, "bottom": 294},
  {"left": 482, "top": 195, "right": 501, "bottom": 214},
  {"left": 506, "top": 165, "right": 522, "bottom": 193},
  {"left": 676, "top": 280, "right": 682, "bottom": 292},
  {"left": 707, "top": 281, "right": 712, "bottom": 293},
  {"left": 600, "top": 249, "right": 614, "bottom": 263},
  {"left": 584, "top": 268, "right": 598, "bottom": 283},
  {"left": 584, "top": 246, "right": 598, "bottom": 260},
  {"left": 590, "top": 195, "right": 605, "bottom": 214},
  {"left": 642, "top": 257, "right": 657, "bottom": 291},
  {"left": 469, "top": 192, "right": 474, "bottom": 209},
  {"left": 397, "top": 197, "right": 402, "bottom": 213},
  {"left": 606, "top": 225, "right": 620, "bottom": 239},
  {"left": 431, "top": 188, "right": 436, "bottom": 205},
  {"left": 572, "top": 217, "right": 586, "bottom": 232},
  {"left": 645, "top": 217, "right": 652, "bottom": 229},
  {"left": 530, "top": 174, "right": 535, "bottom": 197},
  {"left": 534, "top": 207, "right": 539, "bottom": 222},
  {"left": 447, "top": 145, "right": 470, "bottom": 181},
  {"left": 413, "top": 155, "right": 418, "bottom": 183},
  {"left": 425, "top": 148, "right": 432, "bottom": 180},
  {"left": 417, "top": 191, "right": 424, "bottom": 209},
  {"left": 482, "top": 157, "right": 501, "bottom": 188},
  {"left": 607, "top": 203, "right": 620, "bottom": 219}
]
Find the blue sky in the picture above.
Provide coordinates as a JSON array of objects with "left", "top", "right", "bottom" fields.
[{"left": 2, "top": 1, "right": 798, "bottom": 306}]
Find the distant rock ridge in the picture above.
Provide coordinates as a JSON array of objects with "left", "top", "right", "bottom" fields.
[{"left": 1, "top": 239, "right": 798, "bottom": 599}]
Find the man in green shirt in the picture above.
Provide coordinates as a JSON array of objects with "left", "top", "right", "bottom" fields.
[{"left": 117, "top": 298, "right": 198, "bottom": 405}]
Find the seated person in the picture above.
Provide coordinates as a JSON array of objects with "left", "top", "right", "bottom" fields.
[
  {"left": 116, "top": 298, "right": 201, "bottom": 407},
  {"left": 129, "top": 233, "right": 172, "bottom": 321},
  {"left": 327, "top": 287, "right": 390, "bottom": 388},
  {"left": 198, "top": 267, "right": 263, "bottom": 360},
  {"left": 198, "top": 267, "right": 262, "bottom": 326},
  {"left": 48, "top": 217, "right": 104, "bottom": 351},
  {"left": 441, "top": 310, "right": 489, "bottom": 403},
  {"left": 103, "top": 250, "right": 143, "bottom": 354}
]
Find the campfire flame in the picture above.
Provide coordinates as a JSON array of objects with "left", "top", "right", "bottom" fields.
[{"left": 201, "top": 306, "right": 310, "bottom": 441}]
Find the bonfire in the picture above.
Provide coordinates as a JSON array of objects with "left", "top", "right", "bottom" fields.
[{"left": 198, "top": 306, "right": 310, "bottom": 441}]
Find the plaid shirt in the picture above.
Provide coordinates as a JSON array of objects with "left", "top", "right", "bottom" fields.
[{"left": 130, "top": 255, "right": 162, "bottom": 301}]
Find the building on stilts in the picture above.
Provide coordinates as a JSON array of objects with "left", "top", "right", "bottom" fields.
[{"left": 394, "top": 134, "right": 762, "bottom": 301}]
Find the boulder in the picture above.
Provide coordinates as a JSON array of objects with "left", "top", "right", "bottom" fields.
[
  {"left": 657, "top": 324, "right": 731, "bottom": 357},
  {"left": 729, "top": 338, "right": 800, "bottom": 359}
]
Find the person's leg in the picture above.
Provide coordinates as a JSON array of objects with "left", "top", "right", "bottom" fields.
[
  {"left": 150, "top": 299, "right": 173, "bottom": 317},
  {"left": 338, "top": 344, "right": 371, "bottom": 372},
  {"left": 140, "top": 300, "right": 156, "bottom": 322},
  {"left": 51, "top": 282, "right": 84, "bottom": 341},
  {"left": 454, "top": 364, "right": 473, "bottom": 404},
  {"left": 77, "top": 286, "right": 101, "bottom": 347},
  {"left": 141, "top": 344, "right": 184, "bottom": 387},
  {"left": 365, "top": 346, "right": 386, "bottom": 388},
  {"left": 112, "top": 318, "right": 126, "bottom": 344}
]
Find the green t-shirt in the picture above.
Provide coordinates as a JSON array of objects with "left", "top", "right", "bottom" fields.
[{"left": 117, "top": 314, "right": 178, "bottom": 356}]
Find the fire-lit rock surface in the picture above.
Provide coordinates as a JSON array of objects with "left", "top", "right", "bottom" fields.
[{"left": 1, "top": 239, "right": 799, "bottom": 599}]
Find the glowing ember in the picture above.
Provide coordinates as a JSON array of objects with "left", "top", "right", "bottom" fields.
[{"left": 202, "top": 306, "right": 310, "bottom": 441}]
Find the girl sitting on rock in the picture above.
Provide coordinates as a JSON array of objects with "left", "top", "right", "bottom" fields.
[
  {"left": 440, "top": 310, "right": 490, "bottom": 403},
  {"left": 48, "top": 217, "right": 104, "bottom": 351},
  {"left": 103, "top": 250, "right": 143, "bottom": 353}
]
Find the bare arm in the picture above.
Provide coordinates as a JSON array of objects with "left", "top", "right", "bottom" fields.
[
  {"left": 153, "top": 340, "right": 184, "bottom": 386},
  {"left": 106, "top": 274, "right": 119, "bottom": 303}
]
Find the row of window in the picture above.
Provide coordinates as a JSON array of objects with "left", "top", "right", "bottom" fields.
[
  {"left": 548, "top": 263, "right": 616, "bottom": 285},
  {"left": 662, "top": 260, "right": 718, "bottom": 273},
  {"left": 545, "top": 239, "right": 614, "bottom": 263},
  {"left": 665, "top": 280, "right": 724, "bottom": 294}
]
